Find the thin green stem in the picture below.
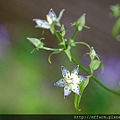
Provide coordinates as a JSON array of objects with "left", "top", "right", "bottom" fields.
[
  {"left": 72, "top": 29, "right": 79, "bottom": 40},
  {"left": 72, "top": 56, "right": 91, "bottom": 74},
  {"left": 75, "top": 42, "right": 91, "bottom": 50},
  {"left": 55, "top": 31, "right": 62, "bottom": 42},
  {"left": 72, "top": 55, "right": 120, "bottom": 97},
  {"left": 92, "top": 75, "right": 120, "bottom": 96},
  {"left": 43, "top": 47, "right": 62, "bottom": 51}
]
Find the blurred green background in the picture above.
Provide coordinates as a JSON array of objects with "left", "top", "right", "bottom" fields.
[{"left": 0, "top": 0, "right": 120, "bottom": 114}]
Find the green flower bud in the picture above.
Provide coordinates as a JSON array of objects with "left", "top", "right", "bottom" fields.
[
  {"left": 27, "top": 37, "right": 44, "bottom": 50},
  {"left": 89, "top": 47, "right": 100, "bottom": 60},
  {"left": 72, "top": 13, "right": 87, "bottom": 31},
  {"left": 76, "top": 14, "right": 86, "bottom": 30},
  {"left": 60, "top": 24, "right": 66, "bottom": 37}
]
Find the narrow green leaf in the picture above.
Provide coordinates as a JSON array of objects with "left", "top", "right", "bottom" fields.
[
  {"left": 74, "top": 94, "right": 81, "bottom": 111},
  {"left": 84, "top": 25, "right": 90, "bottom": 29},
  {"left": 89, "top": 60, "right": 101, "bottom": 73},
  {"left": 74, "top": 77, "right": 89, "bottom": 111},
  {"left": 80, "top": 77, "right": 90, "bottom": 94},
  {"left": 48, "top": 49, "right": 62, "bottom": 64},
  {"left": 75, "top": 41, "right": 91, "bottom": 50}
]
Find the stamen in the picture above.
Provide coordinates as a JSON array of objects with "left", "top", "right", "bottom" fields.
[
  {"left": 64, "top": 82, "right": 67, "bottom": 84},
  {"left": 68, "top": 75, "right": 70, "bottom": 78}
]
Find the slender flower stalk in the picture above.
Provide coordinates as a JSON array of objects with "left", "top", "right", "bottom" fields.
[{"left": 72, "top": 29, "right": 79, "bottom": 40}]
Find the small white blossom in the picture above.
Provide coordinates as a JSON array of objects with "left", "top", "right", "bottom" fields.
[
  {"left": 33, "top": 8, "right": 65, "bottom": 29},
  {"left": 54, "top": 65, "right": 86, "bottom": 98}
]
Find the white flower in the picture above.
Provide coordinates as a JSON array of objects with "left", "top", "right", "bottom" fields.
[
  {"left": 54, "top": 65, "right": 86, "bottom": 98},
  {"left": 33, "top": 8, "right": 65, "bottom": 30}
]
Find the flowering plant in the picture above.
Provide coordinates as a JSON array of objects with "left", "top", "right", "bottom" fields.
[{"left": 27, "top": 8, "right": 120, "bottom": 111}]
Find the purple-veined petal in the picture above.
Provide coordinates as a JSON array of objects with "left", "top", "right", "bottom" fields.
[
  {"left": 48, "top": 8, "right": 57, "bottom": 21},
  {"left": 71, "top": 65, "right": 79, "bottom": 76},
  {"left": 33, "top": 19, "right": 50, "bottom": 29},
  {"left": 72, "top": 84, "right": 80, "bottom": 95},
  {"left": 64, "top": 85, "right": 72, "bottom": 98},
  {"left": 54, "top": 79, "right": 64, "bottom": 87},
  {"left": 61, "top": 66, "right": 70, "bottom": 78},
  {"left": 33, "top": 19, "right": 46, "bottom": 25},
  {"left": 78, "top": 75, "right": 87, "bottom": 83},
  {"left": 57, "top": 9, "right": 65, "bottom": 22}
]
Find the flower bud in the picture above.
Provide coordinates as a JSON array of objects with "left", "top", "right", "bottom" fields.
[{"left": 27, "top": 37, "right": 44, "bottom": 50}]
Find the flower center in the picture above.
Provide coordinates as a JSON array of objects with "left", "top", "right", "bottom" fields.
[{"left": 64, "top": 75, "right": 74, "bottom": 85}]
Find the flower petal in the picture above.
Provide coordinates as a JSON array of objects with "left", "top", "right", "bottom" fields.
[
  {"left": 72, "top": 75, "right": 86, "bottom": 84},
  {"left": 46, "top": 15, "right": 53, "bottom": 25},
  {"left": 64, "top": 85, "right": 72, "bottom": 98},
  {"left": 71, "top": 65, "right": 79, "bottom": 76},
  {"left": 61, "top": 66, "right": 70, "bottom": 78},
  {"left": 72, "top": 84, "right": 80, "bottom": 95},
  {"left": 73, "top": 77, "right": 81, "bottom": 84},
  {"left": 54, "top": 79, "right": 64, "bottom": 87},
  {"left": 57, "top": 9, "right": 65, "bottom": 22},
  {"left": 47, "top": 8, "right": 57, "bottom": 21},
  {"left": 78, "top": 75, "right": 87, "bottom": 83},
  {"left": 33, "top": 19, "right": 50, "bottom": 29}
]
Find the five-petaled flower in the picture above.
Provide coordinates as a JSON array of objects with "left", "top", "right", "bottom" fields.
[
  {"left": 33, "top": 8, "right": 65, "bottom": 34},
  {"left": 54, "top": 65, "right": 86, "bottom": 98}
]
